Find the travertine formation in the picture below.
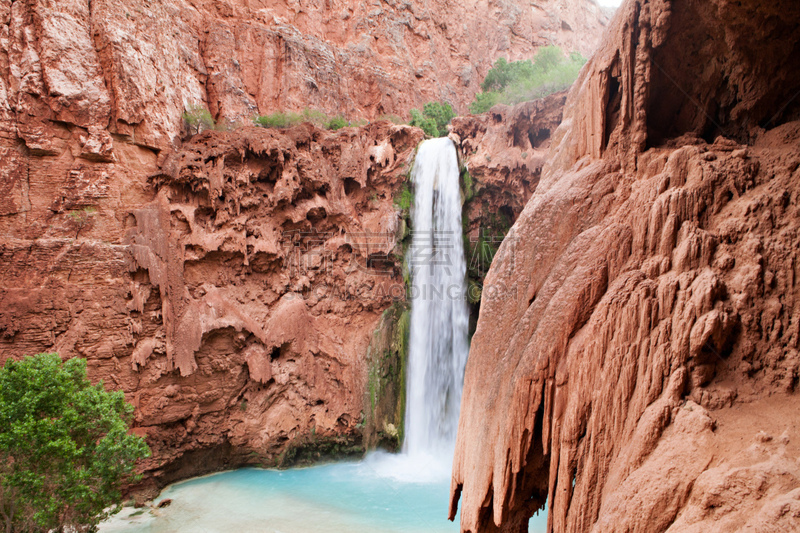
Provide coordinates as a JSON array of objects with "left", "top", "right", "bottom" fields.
[
  {"left": 451, "top": 0, "right": 800, "bottom": 531},
  {"left": 0, "top": 120, "right": 422, "bottom": 495},
  {"left": 451, "top": 92, "right": 567, "bottom": 245},
  {"left": 0, "top": 0, "right": 607, "bottom": 497}
]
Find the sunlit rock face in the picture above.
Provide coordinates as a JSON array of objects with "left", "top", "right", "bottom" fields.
[{"left": 451, "top": 0, "right": 800, "bottom": 531}]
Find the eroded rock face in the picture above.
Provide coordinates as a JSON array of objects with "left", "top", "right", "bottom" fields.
[
  {"left": 0, "top": 0, "right": 609, "bottom": 497},
  {"left": 452, "top": 92, "right": 567, "bottom": 245},
  {"left": 0, "top": 121, "right": 422, "bottom": 496},
  {"left": 451, "top": 0, "right": 800, "bottom": 531}
]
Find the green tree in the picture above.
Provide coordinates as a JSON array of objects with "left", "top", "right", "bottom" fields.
[
  {"left": 0, "top": 353, "right": 150, "bottom": 533},
  {"left": 408, "top": 108, "right": 438, "bottom": 137},
  {"left": 469, "top": 91, "right": 499, "bottom": 114},
  {"left": 183, "top": 103, "right": 215, "bottom": 135},
  {"left": 470, "top": 46, "right": 587, "bottom": 114},
  {"left": 422, "top": 102, "right": 455, "bottom": 137}
]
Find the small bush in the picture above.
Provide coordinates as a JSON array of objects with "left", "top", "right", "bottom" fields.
[
  {"left": 470, "top": 46, "right": 586, "bottom": 114},
  {"left": 469, "top": 91, "right": 499, "bottom": 114},
  {"left": 254, "top": 109, "right": 358, "bottom": 131},
  {"left": 183, "top": 103, "right": 215, "bottom": 134},
  {"left": 409, "top": 109, "right": 438, "bottom": 137},
  {"left": 254, "top": 111, "right": 299, "bottom": 129},
  {"left": 326, "top": 116, "right": 347, "bottom": 130},
  {"left": 302, "top": 108, "right": 329, "bottom": 126},
  {"left": 422, "top": 102, "right": 455, "bottom": 137},
  {"left": 66, "top": 206, "right": 97, "bottom": 239},
  {"left": 409, "top": 102, "right": 454, "bottom": 137}
]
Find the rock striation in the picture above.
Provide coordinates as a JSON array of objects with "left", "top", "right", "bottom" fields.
[
  {"left": 0, "top": 0, "right": 608, "bottom": 156},
  {"left": 450, "top": 0, "right": 800, "bottom": 531}
]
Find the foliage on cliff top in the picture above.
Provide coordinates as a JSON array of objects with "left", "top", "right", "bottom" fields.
[
  {"left": 409, "top": 101, "right": 454, "bottom": 138},
  {"left": 470, "top": 46, "right": 586, "bottom": 114},
  {"left": 253, "top": 109, "right": 358, "bottom": 130},
  {"left": 0, "top": 353, "right": 150, "bottom": 533}
]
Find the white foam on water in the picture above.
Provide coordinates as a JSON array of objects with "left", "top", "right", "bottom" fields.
[{"left": 98, "top": 138, "right": 554, "bottom": 533}]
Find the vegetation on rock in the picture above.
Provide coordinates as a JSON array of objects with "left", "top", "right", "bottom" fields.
[
  {"left": 183, "top": 103, "right": 215, "bottom": 135},
  {"left": 469, "top": 46, "right": 586, "bottom": 114},
  {"left": 253, "top": 109, "right": 358, "bottom": 130},
  {"left": 409, "top": 102, "right": 455, "bottom": 137},
  {"left": 0, "top": 353, "right": 150, "bottom": 533},
  {"left": 460, "top": 166, "right": 512, "bottom": 311},
  {"left": 363, "top": 301, "right": 411, "bottom": 451}
]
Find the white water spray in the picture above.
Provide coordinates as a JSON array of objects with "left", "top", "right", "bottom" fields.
[
  {"left": 403, "top": 137, "right": 470, "bottom": 460},
  {"left": 342, "top": 137, "right": 470, "bottom": 484}
]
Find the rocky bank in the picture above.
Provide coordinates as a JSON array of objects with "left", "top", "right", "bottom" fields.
[{"left": 451, "top": 0, "right": 800, "bottom": 531}]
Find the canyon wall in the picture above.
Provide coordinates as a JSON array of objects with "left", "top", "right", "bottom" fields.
[
  {"left": 451, "top": 92, "right": 567, "bottom": 324},
  {"left": 0, "top": 120, "right": 422, "bottom": 496},
  {"left": 453, "top": 91, "right": 567, "bottom": 247},
  {"left": 0, "top": 0, "right": 608, "bottom": 157},
  {"left": 0, "top": 0, "right": 607, "bottom": 496},
  {"left": 451, "top": 0, "right": 800, "bottom": 531}
]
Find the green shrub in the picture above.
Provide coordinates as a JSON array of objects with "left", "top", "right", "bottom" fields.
[
  {"left": 254, "top": 111, "right": 300, "bottom": 129},
  {"left": 469, "top": 91, "right": 499, "bottom": 114},
  {"left": 301, "top": 108, "right": 329, "bottom": 126},
  {"left": 326, "top": 116, "right": 347, "bottom": 130},
  {"left": 183, "top": 103, "right": 215, "bottom": 134},
  {"left": 408, "top": 109, "right": 438, "bottom": 137},
  {"left": 0, "top": 353, "right": 150, "bottom": 532},
  {"left": 66, "top": 206, "right": 97, "bottom": 239},
  {"left": 470, "top": 46, "right": 586, "bottom": 114},
  {"left": 422, "top": 102, "right": 454, "bottom": 137},
  {"left": 409, "top": 102, "right": 453, "bottom": 137},
  {"left": 254, "top": 109, "right": 356, "bottom": 131}
]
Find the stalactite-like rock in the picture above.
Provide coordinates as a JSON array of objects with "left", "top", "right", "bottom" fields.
[{"left": 451, "top": 0, "right": 800, "bottom": 531}]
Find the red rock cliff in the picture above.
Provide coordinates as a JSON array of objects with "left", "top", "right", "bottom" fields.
[
  {"left": 0, "top": 0, "right": 608, "bottom": 495},
  {"left": 451, "top": 0, "right": 800, "bottom": 531},
  {"left": 0, "top": 0, "right": 608, "bottom": 155},
  {"left": 1, "top": 120, "right": 423, "bottom": 495}
]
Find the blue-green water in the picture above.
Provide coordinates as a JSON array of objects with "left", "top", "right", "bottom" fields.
[
  {"left": 101, "top": 453, "right": 547, "bottom": 532},
  {"left": 101, "top": 140, "right": 550, "bottom": 533}
]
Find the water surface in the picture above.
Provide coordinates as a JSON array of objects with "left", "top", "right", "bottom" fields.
[
  {"left": 102, "top": 453, "right": 547, "bottom": 533},
  {"left": 103, "top": 453, "right": 455, "bottom": 533}
]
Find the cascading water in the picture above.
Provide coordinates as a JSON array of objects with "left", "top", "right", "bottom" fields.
[
  {"left": 100, "top": 138, "right": 547, "bottom": 533},
  {"left": 404, "top": 137, "right": 470, "bottom": 460}
]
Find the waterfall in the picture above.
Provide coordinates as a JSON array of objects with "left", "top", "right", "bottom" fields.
[{"left": 403, "top": 137, "right": 470, "bottom": 460}]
